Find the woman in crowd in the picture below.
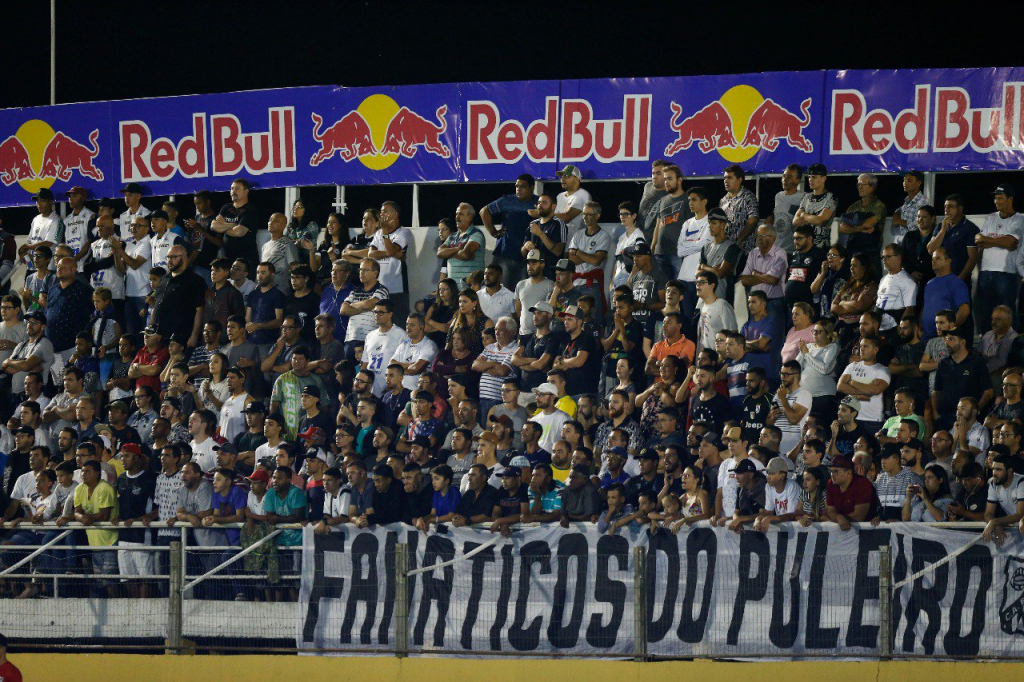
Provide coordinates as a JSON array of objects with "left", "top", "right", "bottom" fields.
[
  {"left": 199, "top": 352, "right": 231, "bottom": 412},
  {"left": 903, "top": 464, "right": 954, "bottom": 522},
  {"left": 798, "top": 466, "right": 829, "bottom": 525},
  {"left": 610, "top": 357, "right": 638, "bottom": 407},
  {"left": 797, "top": 318, "right": 839, "bottom": 421},
  {"left": 811, "top": 243, "right": 848, "bottom": 323},
  {"left": 830, "top": 252, "right": 878, "bottom": 345},
  {"left": 436, "top": 217, "right": 454, "bottom": 277},
  {"left": 637, "top": 354, "right": 682, "bottom": 438},
  {"left": 306, "top": 212, "right": 351, "bottom": 286},
  {"left": 782, "top": 301, "right": 816, "bottom": 363},
  {"left": 446, "top": 289, "right": 492, "bottom": 356},
  {"left": 285, "top": 198, "right": 320, "bottom": 265},
  {"left": 670, "top": 467, "right": 711, "bottom": 530},
  {"left": 432, "top": 328, "right": 479, "bottom": 395},
  {"left": 424, "top": 278, "right": 459, "bottom": 349}
]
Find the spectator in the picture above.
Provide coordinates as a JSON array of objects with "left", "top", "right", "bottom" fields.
[
  {"left": 792, "top": 163, "right": 837, "bottom": 250},
  {"left": 840, "top": 173, "right": 886, "bottom": 257},
  {"left": 210, "top": 178, "right": 260, "bottom": 280},
  {"left": 838, "top": 335, "right": 891, "bottom": 434},
  {"left": 611, "top": 201, "right": 645, "bottom": 291},
  {"left": 362, "top": 300, "right": 409, "bottom": 397},
  {"left": 797, "top": 465, "right": 829, "bottom": 524},
  {"left": 262, "top": 465, "right": 307, "bottom": 599},
  {"left": 903, "top": 463, "right": 953, "bottom": 522},
  {"left": 650, "top": 164, "right": 689, "bottom": 278},
  {"left": 638, "top": 160, "right": 669, "bottom": 244},
  {"left": 22, "top": 187, "right": 63, "bottom": 274},
  {"left": 932, "top": 325, "right": 994, "bottom": 431},
  {"left": 928, "top": 193, "right": 979, "bottom": 288},
  {"left": 825, "top": 455, "right": 878, "bottom": 531},
  {"left": 975, "top": 184, "right": 1023, "bottom": 334},
  {"left": 979, "top": 305, "right": 1018, "bottom": 387},
  {"left": 769, "top": 361, "right": 812, "bottom": 457},
  {"left": 948, "top": 461, "right": 988, "bottom": 522},
  {"left": 284, "top": 265, "right": 320, "bottom": 344},
  {"left": 520, "top": 195, "right": 567, "bottom": 282},
  {"left": 698, "top": 207, "right": 740, "bottom": 303},
  {"left": 983, "top": 455, "right": 1024, "bottom": 545},
  {"left": 477, "top": 264, "right": 515, "bottom": 324},
  {"left": 740, "top": 223, "right": 787, "bottom": 322},
  {"left": 831, "top": 254, "right": 879, "bottom": 345},
  {"left": 566, "top": 201, "right": 611, "bottom": 318},
  {"left": 921, "top": 248, "right": 971, "bottom": 340},
  {"left": 902, "top": 204, "right": 937, "bottom": 296},
  {"left": 753, "top": 457, "right": 803, "bottom": 530},
  {"left": 73, "top": 460, "right": 118, "bottom": 596},
  {"left": 782, "top": 302, "right": 815, "bottom": 363},
  {"left": 695, "top": 272, "right": 736, "bottom": 353},
  {"left": 437, "top": 202, "right": 485, "bottom": 292},
  {"left": 766, "top": 164, "right": 805, "bottom": 252},
  {"left": 888, "top": 316, "right": 928, "bottom": 409},
  {"left": 473, "top": 316, "right": 519, "bottom": 424},
  {"left": 811, "top": 243, "right": 849, "bottom": 323},
  {"left": 874, "top": 444, "right": 923, "bottom": 521},
  {"left": 554, "top": 165, "right": 591, "bottom": 238},
  {"left": 245, "top": 262, "right": 287, "bottom": 357},
  {"left": 726, "top": 459, "right": 767, "bottom": 533},
  {"left": 45, "top": 257, "right": 93, "bottom": 358}
]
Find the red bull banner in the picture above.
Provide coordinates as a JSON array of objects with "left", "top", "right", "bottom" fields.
[{"left": 0, "top": 68, "right": 1022, "bottom": 207}]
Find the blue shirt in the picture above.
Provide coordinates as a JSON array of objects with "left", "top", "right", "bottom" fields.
[
  {"left": 263, "top": 484, "right": 307, "bottom": 545},
  {"left": 922, "top": 273, "right": 970, "bottom": 339},
  {"left": 741, "top": 315, "right": 784, "bottom": 381},
  {"left": 319, "top": 283, "right": 352, "bottom": 341},
  {"left": 432, "top": 487, "right": 463, "bottom": 517},
  {"left": 211, "top": 485, "right": 248, "bottom": 545},
  {"left": 940, "top": 218, "right": 980, "bottom": 279},
  {"left": 485, "top": 194, "right": 537, "bottom": 258},
  {"left": 245, "top": 286, "right": 287, "bottom": 345},
  {"left": 46, "top": 278, "right": 94, "bottom": 352}
]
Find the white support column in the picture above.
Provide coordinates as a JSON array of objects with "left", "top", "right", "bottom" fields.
[
  {"left": 284, "top": 186, "right": 300, "bottom": 217},
  {"left": 411, "top": 184, "right": 420, "bottom": 228},
  {"left": 536, "top": 180, "right": 544, "bottom": 196},
  {"left": 333, "top": 184, "right": 346, "bottom": 215},
  {"left": 923, "top": 172, "right": 936, "bottom": 204}
]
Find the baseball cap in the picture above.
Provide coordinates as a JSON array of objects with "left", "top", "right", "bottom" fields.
[
  {"left": 143, "top": 324, "right": 161, "bottom": 336},
  {"left": 372, "top": 464, "right": 394, "bottom": 480},
  {"left": 121, "top": 182, "right": 145, "bottom": 194},
  {"left": 108, "top": 400, "right": 130, "bottom": 413},
  {"left": 413, "top": 390, "right": 434, "bottom": 402},
  {"left": 629, "top": 241, "right": 652, "bottom": 256},
  {"left": 300, "top": 385, "right": 321, "bottom": 400},
  {"left": 993, "top": 183, "right": 1015, "bottom": 197},
  {"left": 97, "top": 197, "right": 116, "bottom": 209},
  {"left": 32, "top": 188, "right": 54, "bottom": 201},
  {"left": 299, "top": 426, "right": 326, "bottom": 445},
  {"left": 150, "top": 209, "right": 169, "bottom": 222},
  {"left": 839, "top": 395, "right": 861, "bottom": 413},
  {"left": 475, "top": 431, "right": 500, "bottom": 446},
  {"left": 529, "top": 302, "right": 554, "bottom": 315},
  {"left": 308, "top": 448, "right": 329, "bottom": 463},
  {"left": 554, "top": 258, "right": 575, "bottom": 272},
  {"left": 558, "top": 305, "right": 584, "bottom": 319},
  {"left": 556, "top": 164, "right": 581, "bottom": 179},
  {"left": 723, "top": 426, "right": 742, "bottom": 441},
  {"left": 766, "top": 457, "right": 789, "bottom": 474},
  {"left": 213, "top": 442, "right": 238, "bottom": 454},
  {"left": 806, "top": 163, "right": 828, "bottom": 176},
  {"left": 701, "top": 431, "right": 724, "bottom": 451},
  {"left": 375, "top": 426, "right": 395, "bottom": 441},
  {"left": 410, "top": 436, "right": 431, "bottom": 449},
  {"left": 168, "top": 333, "right": 188, "bottom": 346},
  {"left": 248, "top": 469, "right": 270, "bottom": 484},
  {"left": 732, "top": 459, "right": 758, "bottom": 474},
  {"left": 526, "top": 249, "right": 543, "bottom": 262},
  {"left": 708, "top": 207, "right": 728, "bottom": 223},
  {"left": 830, "top": 455, "right": 854, "bottom": 470},
  {"left": 120, "top": 443, "right": 142, "bottom": 456},
  {"left": 638, "top": 448, "right": 659, "bottom": 461},
  {"left": 606, "top": 446, "right": 628, "bottom": 459},
  {"left": 243, "top": 401, "right": 266, "bottom": 414},
  {"left": 66, "top": 186, "right": 87, "bottom": 197},
  {"left": 500, "top": 466, "right": 522, "bottom": 478},
  {"left": 509, "top": 455, "right": 531, "bottom": 468},
  {"left": 534, "top": 382, "right": 557, "bottom": 396},
  {"left": 489, "top": 413, "right": 514, "bottom": 429},
  {"left": 943, "top": 325, "right": 971, "bottom": 341},
  {"left": 24, "top": 311, "right": 46, "bottom": 323}
]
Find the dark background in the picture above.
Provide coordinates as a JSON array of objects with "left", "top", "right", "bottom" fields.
[{"left": 0, "top": 1, "right": 1019, "bottom": 232}]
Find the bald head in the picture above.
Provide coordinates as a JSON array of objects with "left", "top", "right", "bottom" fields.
[
  {"left": 268, "top": 213, "right": 287, "bottom": 236},
  {"left": 167, "top": 245, "right": 188, "bottom": 274},
  {"left": 56, "top": 257, "right": 77, "bottom": 282}
]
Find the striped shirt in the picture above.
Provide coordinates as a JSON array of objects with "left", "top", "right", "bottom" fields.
[
  {"left": 874, "top": 468, "right": 922, "bottom": 518},
  {"left": 343, "top": 283, "right": 389, "bottom": 343},
  {"left": 478, "top": 341, "right": 519, "bottom": 401}
]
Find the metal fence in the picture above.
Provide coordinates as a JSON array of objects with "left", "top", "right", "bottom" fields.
[{"left": 0, "top": 520, "right": 1019, "bottom": 659}]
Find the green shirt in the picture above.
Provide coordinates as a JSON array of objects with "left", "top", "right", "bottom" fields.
[
  {"left": 73, "top": 481, "right": 119, "bottom": 546},
  {"left": 882, "top": 414, "right": 926, "bottom": 439},
  {"left": 271, "top": 371, "right": 327, "bottom": 441}
]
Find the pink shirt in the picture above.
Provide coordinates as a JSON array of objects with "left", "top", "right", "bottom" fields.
[{"left": 781, "top": 325, "right": 815, "bottom": 363}]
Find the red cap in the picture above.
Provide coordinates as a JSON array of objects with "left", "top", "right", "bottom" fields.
[
  {"left": 65, "top": 186, "right": 87, "bottom": 197},
  {"left": 120, "top": 443, "right": 142, "bottom": 456},
  {"left": 248, "top": 469, "right": 270, "bottom": 483}
]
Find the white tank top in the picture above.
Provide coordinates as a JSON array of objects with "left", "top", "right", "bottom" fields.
[{"left": 219, "top": 392, "right": 250, "bottom": 443}]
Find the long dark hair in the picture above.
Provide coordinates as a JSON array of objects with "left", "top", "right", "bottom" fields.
[{"left": 288, "top": 198, "right": 314, "bottom": 231}]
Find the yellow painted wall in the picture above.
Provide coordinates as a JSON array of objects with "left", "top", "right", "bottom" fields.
[{"left": 10, "top": 654, "right": 1016, "bottom": 682}]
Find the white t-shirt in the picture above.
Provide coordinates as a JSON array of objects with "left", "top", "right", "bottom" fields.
[
  {"left": 247, "top": 489, "right": 267, "bottom": 515},
  {"left": 323, "top": 490, "right": 352, "bottom": 528},
  {"left": 124, "top": 235, "right": 152, "bottom": 297},
  {"left": 556, "top": 188, "right": 592, "bottom": 239},
  {"left": 987, "top": 473, "right": 1024, "bottom": 516},
  {"left": 26, "top": 212, "right": 62, "bottom": 268},
  {"left": 696, "top": 298, "right": 737, "bottom": 351},
  {"left": 151, "top": 231, "right": 183, "bottom": 271},
  {"left": 676, "top": 215, "right": 710, "bottom": 281},
  {"left": 118, "top": 206, "right": 151, "bottom": 241},
  {"left": 980, "top": 211, "right": 1024, "bottom": 273},
  {"left": 717, "top": 456, "right": 765, "bottom": 517},
  {"left": 363, "top": 325, "right": 410, "bottom": 396},
  {"left": 840, "top": 361, "right": 891, "bottom": 422},
  {"left": 391, "top": 336, "right": 439, "bottom": 392},
  {"left": 875, "top": 270, "right": 917, "bottom": 330},
  {"left": 254, "top": 441, "right": 283, "bottom": 469},
  {"left": 567, "top": 227, "right": 613, "bottom": 276},
  {"left": 64, "top": 207, "right": 96, "bottom": 269},
  {"left": 190, "top": 437, "right": 219, "bottom": 473},
  {"left": 478, "top": 286, "right": 516, "bottom": 322},
  {"left": 765, "top": 478, "right": 803, "bottom": 515},
  {"left": 530, "top": 409, "right": 572, "bottom": 453},
  {"left": 369, "top": 227, "right": 412, "bottom": 294},
  {"left": 11, "top": 470, "right": 38, "bottom": 502},
  {"left": 89, "top": 238, "right": 125, "bottom": 299},
  {"left": 772, "top": 386, "right": 812, "bottom": 455},
  {"left": 613, "top": 229, "right": 646, "bottom": 288}
]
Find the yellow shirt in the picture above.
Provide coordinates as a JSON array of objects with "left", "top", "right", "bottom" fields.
[
  {"left": 73, "top": 481, "right": 119, "bottom": 546},
  {"left": 533, "top": 395, "right": 578, "bottom": 419}
]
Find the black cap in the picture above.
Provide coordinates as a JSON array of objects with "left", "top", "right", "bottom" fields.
[
  {"left": 213, "top": 442, "right": 238, "bottom": 454},
  {"left": 500, "top": 466, "right": 522, "bottom": 478},
  {"left": 629, "top": 241, "right": 652, "bottom": 256},
  {"left": 121, "top": 182, "right": 144, "bottom": 195},
  {"left": 150, "top": 209, "right": 169, "bottom": 222},
  {"left": 806, "top": 163, "right": 828, "bottom": 176},
  {"left": 14, "top": 425, "right": 35, "bottom": 436},
  {"left": 24, "top": 311, "right": 46, "bottom": 323},
  {"left": 732, "top": 459, "right": 758, "bottom": 474},
  {"left": 638, "top": 449, "right": 659, "bottom": 461},
  {"left": 993, "top": 183, "right": 1015, "bottom": 197},
  {"left": 707, "top": 207, "right": 728, "bottom": 223},
  {"left": 168, "top": 333, "right": 188, "bottom": 346},
  {"left": 143, "top": 324, "right": 161, "bottom": 336},
  {"left": 373, "top": 464, "right": 394, "bottom": 480},
  {"left": 97, "top": 198, "right": 116, "bottom": 209},
  {"left": 943, "top": 325, "right": 971, "bottom": 341},
  {"left": 32, "top": 187, "right": 54, "bottom": 201},
  {"left": 337, "top": 423, "right": 358, "bottom": 437},
  {"left": 410, "top": 436, "right": 431, "bottom": 448},
  {"left": 243, "top": 401, "right": 266, "bottom": 414},
  {"left": 301, "top": 385, "right": 321, "bottom": 400}
]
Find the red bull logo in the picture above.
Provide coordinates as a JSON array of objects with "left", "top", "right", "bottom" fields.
[
  {"left": 0, "top": 120, "right": 105, "bottom": 193},
  {"left": 663, "top": 85, "right": 814, "bottom": 163},
  {"left": 309, "top": 95, "right": 451, "bottom": 171}
]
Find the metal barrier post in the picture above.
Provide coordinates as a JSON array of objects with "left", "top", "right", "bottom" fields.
[
  {"left": 879, "top": 545, "right": 892, "bottom": 658},
  {"left": 633, "top": 546, "right": 647, "bottom": 661},
  {"left": 395, "top": 543, "right": 409, "bottom": 658},
  {"left": 167, "top": 541, "right": 184, "bottom": 655}
]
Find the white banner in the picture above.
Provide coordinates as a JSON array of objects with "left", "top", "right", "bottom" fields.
[{"left": 296, "top": 523, "right": 1024, "bottom": 658}]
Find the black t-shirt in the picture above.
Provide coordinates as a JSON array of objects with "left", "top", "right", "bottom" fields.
[
  {"left": 934, "top": 351, "right": 992, "bottom": 414},
  {"left": 456, "top": 485, "right": 499, "bottom": 520},
  {"left": 690, "top": 392, "right": 731, "bottom": 434},
  {"left": 531, "top": 218, "right": 568, "bottom": 279},
  {"left": 217, "top": 202, "right": 261, "bottom": 266},
  {"left": 561, "top": 331, "right": 602, "bottom": 396},
  {"left": 191, "top": 213, "right": 222, "bottom": 268},
  {"left": 284, "top": 291, "right": 321, "bottom": 344},
  {"left": 298, "top": 411, "right": 336, "bottom": 447},
  {"left": 402, "top": 485, "right": 434, "bottom": 524},
  {"left": 834, "top": 423, "right": 866, "bottom": 458},
  {"left": 740, "top": 394, "right": 772, "bottom": 444},
  {"left": 625, "top": 473, "right": 664, "bottom": 507},
  {"left": 154, "top": 270, "right": 207, "bottom": 341},
  {"left": 495, "top": 483, "right": 529, "bottom": 517},
  {"left": 951, "top": 483, "right": 987, "bottom": 520},
  {"left": 785, "top": 246, "right": 827, "bottom": 307},
  {"left": 116, "top": 470, "right": 157, "bottom": 542},
  {"left": 521, "top": 331, "right": 562, "bottom": 392}
]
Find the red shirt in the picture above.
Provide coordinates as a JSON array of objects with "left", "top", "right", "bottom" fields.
[
  {"left": 132, "top": 345, "right": 170, "bottom": 393},
  {"left": 0, "top": 660, "right": 23, "bottom": 682},
  {"left": 826, "top": 474, "right": 879, "bottom": 519}
]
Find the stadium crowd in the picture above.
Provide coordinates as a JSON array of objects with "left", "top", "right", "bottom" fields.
[{"left": 0, "top": 161, "right": 1023, "bottom": 602}]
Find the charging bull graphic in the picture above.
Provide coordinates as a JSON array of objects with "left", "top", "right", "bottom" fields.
[
  {"left": 740, "top": 97, "right": 814, "bottom": 152},
  {"left": 38, "top": 129, "right": 104, "bottom": 181},
  {"left": 664, "top": 101, "right": 737, "bottom": 155},
  {"left": 0, "top": 136, "right": 35, "bottom": 186},
  {"left": 309, "top": 111, "right": 377, "bottom": 165},
  {"left": 381, "top": 104, "right": 451, "bottom": 158}
]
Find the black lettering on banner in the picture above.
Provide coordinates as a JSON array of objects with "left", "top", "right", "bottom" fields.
[
  {"left": 379, "top": 530, "right": 419, "bottom": 644},
  {"left": 805, "top": 531, "right": 839, "bottom": 649},
  {"left": 302, "top": 532, "right": 347, "bottom": 643},
  {"left": 460, "top": 542, "right": 496, "bottom": 650},
  {"left": 413, "top": 534, "right": 456, "bottom": 647},
  {"left": 488, "top": 544, "right": 515, "bottom": 651},
  {"left": 891, "top": 530, "right": 909, "bottom": 650},
  {"left": 587, "top": 534, "right": 628, "bottom": 648},
  {"left": 769, "top": 530, "right": 807, "bottom": 648},
  {"left": 678, "top": 527, "right": 717, "bottom": 643},
  {"left": 846, "top": 529, "right": 889, "bottom": 648},
  {"left": 548, "top": 533, "right": 589, "bottom": 648},
  {"left": 901, "top": 538, "right": 948, "bottom": 654},
  {"left": 339, "top": 532, "right": 379, "bottom": 644},
  {"left": 509, "top": 540, "right": 551, "bottom": 651},
  {"left": 728, "top": 532, "right": 770, "bottom": 645},
  {"left": 943, "top": 543, "right": 992, "bottom": 656},
  {"left": 646, "top": 529, "right": 680, "bottom": 643}
]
